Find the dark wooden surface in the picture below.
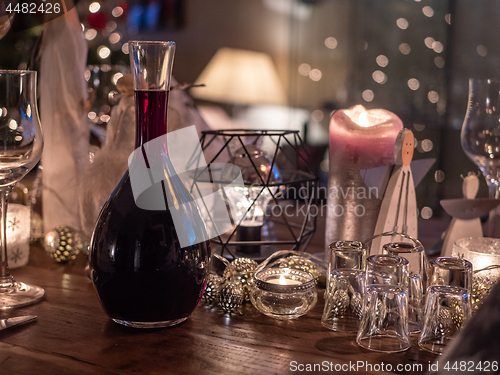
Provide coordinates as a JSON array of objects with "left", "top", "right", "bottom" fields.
[{"left": 0, "top": 218, "right": 446, "bottom": 375}]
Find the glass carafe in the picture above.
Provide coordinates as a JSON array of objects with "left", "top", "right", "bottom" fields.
[{"left": 89, "top": 41, "right": 211, "bottom": 328}]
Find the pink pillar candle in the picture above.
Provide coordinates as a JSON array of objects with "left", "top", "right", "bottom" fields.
[
  {"left": 329, "top": 105, "right": 403, "bottom": 169},
  {"left": 326, "top": 105, "right": 403, "bottom": 250}
]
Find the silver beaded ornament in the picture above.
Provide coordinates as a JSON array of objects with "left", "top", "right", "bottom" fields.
[
  {"left": 279, "top": 256, "right": 319, "bottom": 281},
  {"left": 223, "top": 258, "right": 258, "bottom": 301},
  {"left": 350, "top": 291, "right": 363, "bottom": 319},
  {"left": 436, "top": 307, "right": 453, "bottom": 334},
  {"left": 329, "top": 289, "right": 349, "bottom": 317},
  {"left": 203, "top": 273, "right": 224, "bottom": 303},
  {"left": 44, "top": 226, "right": 84, "bottom": 263},
  {"left": 218, "top": 281, "right": 244, "bottom": 313}
]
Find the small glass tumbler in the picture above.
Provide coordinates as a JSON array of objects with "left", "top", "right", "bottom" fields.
[
  {"left": 383, "top": 242, "right": 425, "bottom": 333},
  {"left": 356, "top": 255, "right": 411, "bottom": 353},
  {"left": 321, "top": 241, "right": 366, "bottom": 332},
  {"left": 429, "top": 257, "right": 473, "bottom": 292},
  {"left": 418, "top": 285, "right": 471, "bottom": 354}
]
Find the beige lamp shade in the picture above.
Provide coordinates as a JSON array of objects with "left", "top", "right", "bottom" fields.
[{"left": 191, "top": 47, "right": 286, "bottom": 106}]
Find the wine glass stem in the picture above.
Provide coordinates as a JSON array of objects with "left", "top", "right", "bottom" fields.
[{"left": 0, "top": 187, "right": 13, "bottom": 283}]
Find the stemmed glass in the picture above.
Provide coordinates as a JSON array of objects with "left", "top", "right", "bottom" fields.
[
  {"left": 0, "top": 70, "right": 44, "bottom": 308},
  {"left": 461, "top": 78, "right": 500, "bottom": 235}
]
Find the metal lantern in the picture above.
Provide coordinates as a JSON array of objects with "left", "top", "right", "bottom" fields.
[{"left": 189, "top": 129, "right": 318, "bottom": 260}]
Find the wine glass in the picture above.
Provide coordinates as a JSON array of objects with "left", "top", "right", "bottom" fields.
[
  {"left": 0, "top": 70, "right": 44, "bottom": 308},
  {"left": 461, "top": 78, "right": 500, "bottom": 235}
]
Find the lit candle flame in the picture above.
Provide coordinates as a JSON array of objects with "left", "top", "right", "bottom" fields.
[
  {"left": 358, "top": 110, "right": 371, "bottom": 127},
  {"left": 279, "top": 275, "right": 287, "bottom": 285}
]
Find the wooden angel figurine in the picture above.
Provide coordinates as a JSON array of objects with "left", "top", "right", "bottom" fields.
[
  {"left": 371, "top": 129, "right": 417, "bottom": 254},
  {"left": 440, "top": 172, "right": 500, "bottom": 256}
]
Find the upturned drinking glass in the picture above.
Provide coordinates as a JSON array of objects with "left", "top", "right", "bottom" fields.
[
  {"left": 418, "top": 257, "right": 473, "bottom": 354},
  {"left": 356, "top": 254, "right": 411, "bottom": 353},
  {"left": 418, "top": 286, "right": 471, "bottom": 355},
  {"left": 322, "top": 241, "right": 366, "bottom": 332},
  {"left": 383, "top": 242, "right": 425, "bottom": 333},
  {"left": 0, "top": 70, "right": 44, "bottom": 308},
  {"left": 429, "top": 257, "right": 472, "bottom": 292}
]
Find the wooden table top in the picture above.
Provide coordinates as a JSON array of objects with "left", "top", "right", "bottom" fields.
[{"left": 0, "top": 219, "right": 445, "bottom": 375}]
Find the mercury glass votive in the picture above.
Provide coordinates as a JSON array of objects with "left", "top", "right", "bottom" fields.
[
  {"left": 452, "top": 237, "right": 500, "bottom": 278},
  {"left": 250, "top": 268, "right": 317, "bottom": 320},
  {"left": 452, "top": 237, "right": 500, "bottom": 312}
]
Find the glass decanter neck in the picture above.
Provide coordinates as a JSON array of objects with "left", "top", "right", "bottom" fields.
[{"left": 134, "top": 89, "right": 169, "bottom": 148}]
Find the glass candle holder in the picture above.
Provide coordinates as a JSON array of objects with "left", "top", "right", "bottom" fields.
[
  {"left": 452, "top": 237, "right": 500, "bottom": 312},
  {"left": 250, "top": 268, "right": 317, "bottom": 320},
  {"left": 383, "top": 242, "right": 425, "bottom": 333}
]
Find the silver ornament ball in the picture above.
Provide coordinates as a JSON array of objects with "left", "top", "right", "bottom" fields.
[
  {"left": 203, "top": 273, "right": 224, "bottom": 303},
  {"left": 44, "top": 226, "right": 84, "bottom": 263},
  {"left": 218, "top": 281, "right": 244, "bottom": 313}
]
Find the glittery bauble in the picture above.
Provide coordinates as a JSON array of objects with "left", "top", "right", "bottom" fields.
[
  {"left": 329, "top": 289, "right": 349, "bottom": 317},
  {"left": 449, "top": 300, "right": 465, "bottom": 328},
  {"left": 203, "top": 273, "right": 224, "bottom": 303},
  {"left": 223, "top": 258, "right": 258, "bottom": 301},
  {"left": 279, "top": 256, "right": 318, "bottom": 281},
  {"left": 350, "top": 292, "right": 362, "bottom": 319},
  {"left": 436, "top": 307, "right": 453, "bottom": 334},
  {"left": 472, "top": 276, "right": 493, "bottom": 312},
  {"left": 218, "top": 281, "right": 244, "bottom": 313},
  {"left": 43, "top": 226, "right": 83, "bottom": 263}
]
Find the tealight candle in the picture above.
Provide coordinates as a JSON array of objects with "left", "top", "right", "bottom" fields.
[
  {"left": 250, "top": 268, "right": 317, "bottom": 320},
  {"left": 267, "top": 273, "right": 302, "bottom": 285}
]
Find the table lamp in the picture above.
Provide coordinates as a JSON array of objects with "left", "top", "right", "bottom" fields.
[{"left": 190, "top": 47, "right": 286, "bottom": 108}]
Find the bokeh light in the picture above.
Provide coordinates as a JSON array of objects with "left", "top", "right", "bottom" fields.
[
  {"left": 362, "top": 90, "right": 374, "bottom": 102},
  {"left": 399, "top": 43, "right": 411, "bottom": 55},
  {"left": 408, "top": 78, "right": 420, "bottom": 91}
]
